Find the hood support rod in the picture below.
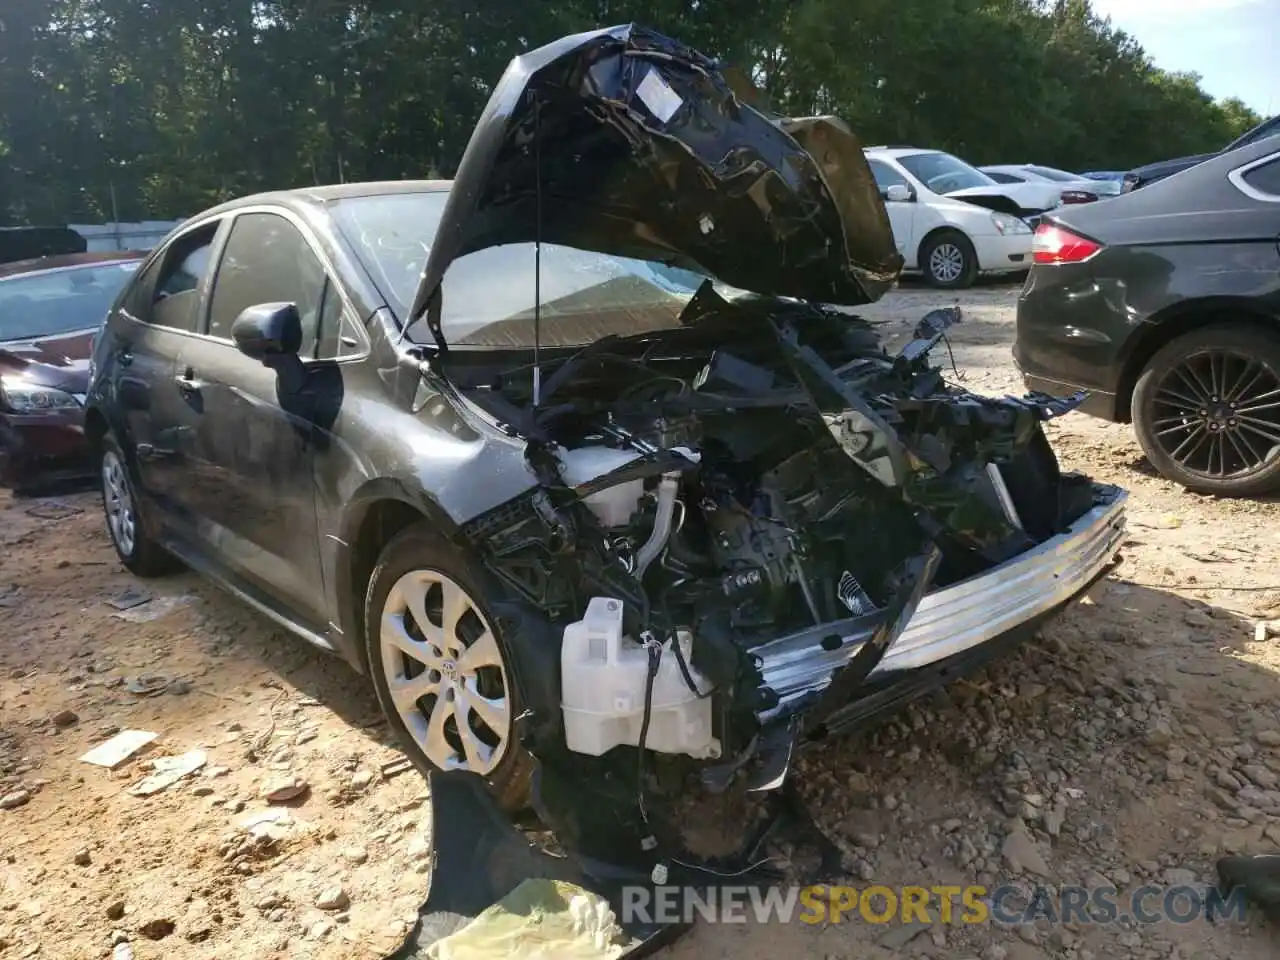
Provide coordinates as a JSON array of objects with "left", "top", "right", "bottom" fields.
[{"left": 532, "top": 90, "right": 544, "bottom": 408}]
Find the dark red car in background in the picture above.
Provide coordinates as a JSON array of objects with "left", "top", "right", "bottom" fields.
[{"left": 0, "top": 252, "right": 143, "bottom": 492}]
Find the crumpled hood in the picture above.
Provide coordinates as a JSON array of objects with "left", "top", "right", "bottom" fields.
[
  {"left": 410, "top": 24, "right": 903, "bottom": 338},
  {"left": 947, "top": 181, "right": 1062, "bottom": 213},
  {"left": 0, "top": 330, "right": 93, "bottom": 393}
]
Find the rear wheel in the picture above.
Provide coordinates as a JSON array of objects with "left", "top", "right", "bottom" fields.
[
  {"left": 364, "top": 523, "right": 531, "bottom": 811},
  {"left": 100, "top": 433, "right": 175, "bottom": 576},
  {"left": 1132, "top": 325, "right": 1280, "bottom": 496},
  {"left": 920, "top": 230, "right": 978, "bottom": 289}
]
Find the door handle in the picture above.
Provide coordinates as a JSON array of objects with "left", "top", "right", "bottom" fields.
[
  {"left": 116, "top": 346, "right": 133, "bottom": 367},
  {"left": 174, "top": 368, "right": 205, "bottom": 395}
]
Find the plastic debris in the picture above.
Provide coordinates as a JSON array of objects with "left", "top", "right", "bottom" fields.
[
  {"left": 107, "top": 588, "right": 152, "bottom": 611},
  {"left": 233, "top": 807, "right": 311, "bottom": 843},
  {"left": 26, "top": 499, "right": 83, "bottom": 521},
  {"left": 425, "top": 879, "right": 624, "bottom": 960},
  {"left": 79, "top": 730, "right": 159, "bottom": 768},
  {"left": 381, "top": 757, "right": 414, "bottom": 779},
  {"left": 128, "top": 750, "right": 207, "bottom": 796},
  {"left": 124, "top": 675, "right": 170, "bottom": 697},
  {"left": 111, "top": 594, "right": 191, "bottom": 623}
]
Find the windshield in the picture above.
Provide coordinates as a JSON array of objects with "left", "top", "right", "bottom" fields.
[
  {"left": 331, "top": 192, "right": 708, "bottom": 348},
  {"left": 897, "top": 153, "right": 995, "bottom": 194},
  {"left": 0, "top": 260, "right": 139, "bottom": 343},
  {"left": 1026, "top": 165, "right": 1080, "bottom": 182}
]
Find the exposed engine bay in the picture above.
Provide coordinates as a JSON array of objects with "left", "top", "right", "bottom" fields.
[
  {"left": 448, "top": 290, "right": 1100, "bottom": 811},
  {"left": 395, "top": 24, "right": 1126, "bottom": 939}
]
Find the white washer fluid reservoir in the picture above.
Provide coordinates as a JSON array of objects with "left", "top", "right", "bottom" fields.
[
  {"left": 561, "top": 596, "right": 720, "bottom": 759},
  {"left": 557, "top": 446, "right": 646, "bottom": 528}
]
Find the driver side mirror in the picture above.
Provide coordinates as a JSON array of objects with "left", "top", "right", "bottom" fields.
[
  {"left": 231, "top": 303, "right": 302, "bottom": 362},
  {"left": 884, "top": 184, "right": 912, "bottom": 203}
]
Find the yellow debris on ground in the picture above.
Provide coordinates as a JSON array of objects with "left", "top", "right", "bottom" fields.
[{"left": 426, "top": 878, "right": 625, "bottom": 960}]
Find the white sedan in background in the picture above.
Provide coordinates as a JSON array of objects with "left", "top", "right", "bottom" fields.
[
  {"left": 980, "top": 163, "right": 1123, "bottom": 199},
  {"left": 864, "top": 147, "right": 1036, "bottom": 289}
]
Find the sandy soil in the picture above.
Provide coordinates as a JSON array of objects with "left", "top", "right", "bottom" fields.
[
  {"left": 3, "top": 280, "right": 1280, "bottom": 960},
  {"left": 0, "top": 522, "right": 434, "bottom": 958}
]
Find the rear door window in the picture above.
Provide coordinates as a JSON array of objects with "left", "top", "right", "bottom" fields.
[
  {"left": 147, "top": 223, "right": 221, "bottom": 332},
  {"left": 1242, "top": 158, "right": 1280, "bottom": 198}
]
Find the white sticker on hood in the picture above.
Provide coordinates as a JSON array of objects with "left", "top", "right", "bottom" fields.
[{"left": 635, "top": 69, "right": 683, "bottom": 124}]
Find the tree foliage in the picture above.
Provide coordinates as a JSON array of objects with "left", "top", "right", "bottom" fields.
[{"left": 0, "top": 0, "right": 1263, "bottom": 224}]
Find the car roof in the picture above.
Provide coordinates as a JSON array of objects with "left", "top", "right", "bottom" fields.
[
  {"left": 0, "top": 250, "right": 146, "bottom": 281},
  {"left": 863, "top": 146, "right": 940, "bottom": 160},
  {"left": 1050, "top": 134, "right": 1280, "bottom": 244},
  {"left": 192, "top": 179, "right": 454, "bottom": 221}
]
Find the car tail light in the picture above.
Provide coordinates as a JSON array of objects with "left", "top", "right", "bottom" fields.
[
  {"left": 1059, "top": 190, "right": 1097, "bottom": 204},
  {"left": 1033, "top": 224, "right": 1103, "bottom": 265}
]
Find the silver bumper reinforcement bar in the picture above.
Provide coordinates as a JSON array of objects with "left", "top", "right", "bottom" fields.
[{"left": 753, "top": 488, "right": 1128, "bottom": 720}]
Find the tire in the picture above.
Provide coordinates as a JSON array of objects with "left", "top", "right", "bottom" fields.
[
  {"left": 920, "top": 230, "right": 978, "bottom": 289},
  {"left": 363, "top": 522, "right": 532, "bottom": 811},
  {"left": 100, "top": 432, "right": 176, "bottom": 576},
  {"left": 1132, "top": 324, "right": 1280, "bottom": 497}
]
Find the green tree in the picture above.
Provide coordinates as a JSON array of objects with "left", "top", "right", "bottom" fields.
[{"left": 0, "top": 0, "right": 1266, "bottom": 223}]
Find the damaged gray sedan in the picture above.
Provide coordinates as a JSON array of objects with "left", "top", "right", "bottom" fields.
[{"left": 85, "top": 25, "right": 1126, "bottom": 862}]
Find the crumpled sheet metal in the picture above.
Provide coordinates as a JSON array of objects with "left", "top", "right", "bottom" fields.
[
  {"left": 389, "top": 773, "right": 689, "bottom": 960},
  {"left": 412, "top": 23, "right": 904, "bottom": 331}
]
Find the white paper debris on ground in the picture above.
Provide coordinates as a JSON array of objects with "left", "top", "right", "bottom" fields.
[
  {"left": 234, "top": 808, "right": 294, "bottom": 832},
  {"left": 111, "top": 594, "right": 192, "bottom": 623},
  {"left": 234, "top": 807, "right": 312, "bottom": 842},
  {"left": 79, "top": 730, "right": 159, "bottom": 769},
  {"left": 128, "top": 750, "right": 207, "bottom": 796}
]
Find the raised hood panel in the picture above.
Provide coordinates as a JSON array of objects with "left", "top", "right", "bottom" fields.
[
  {"left": 410, "top": 25, "right": 903, "bottom": 335},
  {"left": 948, "top": 182, "right": 1061, "bottom": 213}
]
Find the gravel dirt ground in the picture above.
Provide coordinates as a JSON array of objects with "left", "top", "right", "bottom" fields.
[{"left": 3, "top": 280, "right": 1280, "bottom": 960}]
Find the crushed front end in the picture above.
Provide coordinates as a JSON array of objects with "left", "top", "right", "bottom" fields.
[
  {"left": 448, "top": 298, "right": 1126, "bottom": 867},
  {"left": 412, "top": 21, "right": 1127, "bottom": 875}
]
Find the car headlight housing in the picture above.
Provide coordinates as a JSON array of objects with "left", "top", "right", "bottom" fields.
[
  {"left": 990, "top": 211, "right": 1032, "bottom": 235},
  {"left": 0, "top": 376, "right": 83, "bottom": 414}
]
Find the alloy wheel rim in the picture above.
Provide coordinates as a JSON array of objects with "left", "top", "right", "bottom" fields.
[
  {"left": 379, "top": 570, "right": 511, "bottom": 776},
  {"left": 102, "top": 450, "right": 137, "bottom": 556},
  {"left": 1151, "top": 348, "right": 1280, "bottom": 479},
  {"left": 930, "top": 243, "right": 964, "bottom": 283}
]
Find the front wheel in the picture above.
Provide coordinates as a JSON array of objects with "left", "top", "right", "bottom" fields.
[
  {"left": 363, "top": 522, "right": 531, "bottom": 811},
  {"left": 100, "top": 433, "right": 176, "bottom": 576},
  {"left": 1132, "top": 325, "right": 1280, "bottom": 496},
  {"left": 920, "top": 230, "right": 978, "bottom": 289}
]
